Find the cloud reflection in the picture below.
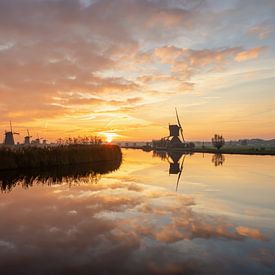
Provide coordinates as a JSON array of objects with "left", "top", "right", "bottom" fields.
[{"left": 0, "top": 178, "right": 272, "bottom": 274}]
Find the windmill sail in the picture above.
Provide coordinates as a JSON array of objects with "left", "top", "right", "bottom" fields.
[
  {"left": 175, "top": 108, "right": 185, "bottom": 142},
  {"left": 176, "top": 154, "right": 186, "bottom": 191}
]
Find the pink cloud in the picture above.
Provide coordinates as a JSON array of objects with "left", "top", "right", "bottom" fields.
[{"left": 235, "top": 47, "right": 266, "bottom": 62}]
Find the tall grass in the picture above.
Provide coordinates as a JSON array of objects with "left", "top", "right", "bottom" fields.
[{"left": 0, "top": 144, "right": 122, "bottom": 170}]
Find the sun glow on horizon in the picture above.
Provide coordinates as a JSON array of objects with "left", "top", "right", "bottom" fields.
[{"left": 99, "top": 132, "right": 120, "bottom": 143}]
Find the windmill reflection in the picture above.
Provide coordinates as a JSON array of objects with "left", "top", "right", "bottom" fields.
[
  {"left": 212, "top": 153, "right": 225, "bottom": 166},
  {"left": 153, "top": 151, "right": 188, "bottom": 191}
]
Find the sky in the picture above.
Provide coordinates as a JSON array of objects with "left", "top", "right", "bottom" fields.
[{"left": 0, "top": 0, "right": 275, "bottom": 142}]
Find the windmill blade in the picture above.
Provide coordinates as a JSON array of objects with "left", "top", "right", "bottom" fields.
[
  {"left": 10, "top": 121, "right": 13, "bottom": 132},
  {"left": 175, "top": 108, "right": 185, "bottom": 142},
  {"left": 176, "top": 169, "right": 182, "bottom": 191},
  {"left": 180, "top": 128, "right": 185, "bottom": 142},
  {"left": 181, "top": 154, "right": 186, "bottom": 169},
  {"left": 27, "top": 129, "right": 30, "bottom": 137},
  {"left": 176, "top": 154, "right": 186, "bottom": 191},
  {"left": 175, "top": 108, "right": 181, "bottom": 127}
]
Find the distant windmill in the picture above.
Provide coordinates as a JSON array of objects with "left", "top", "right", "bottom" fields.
[
  {"left": 42, "top": 139, "right": 47, "bottom": 145},
  {"left": 33, "top": 135, "right": 43, "bottom": 145},
  {"left": 4, "top": 121, "right": 19, "bottom": 146},
  {"left": 24, "top": 129, "right": 32, "bottom": 145}
]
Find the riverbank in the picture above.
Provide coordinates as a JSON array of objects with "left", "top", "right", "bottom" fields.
[
  {"left": 193, "top": 146, "right": 275, "bottom": 156},
  {"left": 129, "top": 146, "right": 275, "bottom": 155},
  {"left": 0, "top": 144, "right": 122, "bottom": 171}
]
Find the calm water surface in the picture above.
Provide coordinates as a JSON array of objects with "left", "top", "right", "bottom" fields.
[{"left": 0, "top": 149, "right": 275, "bottom": 274}]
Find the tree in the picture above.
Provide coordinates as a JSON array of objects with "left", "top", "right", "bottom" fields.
[{"left": 212, "top": 134, "right": 225, "bottom": 150}]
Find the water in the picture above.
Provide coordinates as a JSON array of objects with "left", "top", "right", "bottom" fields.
[{"left": 0, "top": 149, "right": 274, "bottom": 274}]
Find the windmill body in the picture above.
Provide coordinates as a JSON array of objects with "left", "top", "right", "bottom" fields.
[
  {"left": 169, "top": 125, "right": 180, "bottom": 137},
  {"left": 4, "top": 131, "right": 15, "bottom": 146},
  {"left": 168, "top": 125, "right": 182, "bottom": 147},
  {"left": 24, "top": 136, "right": 31, "bottom": 145},
  {"left": 24, "top": 130, "right": 32, "bottom": 145},
  {"left": 3, "top": 122, "right": 19, "bottom": 146}
]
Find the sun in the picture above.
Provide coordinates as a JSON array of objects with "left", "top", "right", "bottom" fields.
[
  {"left": 106, "top": 133, "right": 113, "bottom": 143},
  {"left": 97, "top": 131, "right": 119, "bottom": 143},
  {"left": 102, "top": 132, "right": 119, "bottom": 143}
]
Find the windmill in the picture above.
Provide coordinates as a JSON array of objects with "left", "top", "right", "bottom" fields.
[
  {"left": 4, "top": 121, "right": 19, "bottom": 146},
  {"left": 166, "top": 108, "right": 185, "bottom": 148},
  {"left": 32, "top": 134, "right": 43, "bottom": 145},
  {"left": 24, "top": 129, "right": 32, "bottom": 145},
  {"left": 42, "top": 139, "right": 47, "bottom": 145}
]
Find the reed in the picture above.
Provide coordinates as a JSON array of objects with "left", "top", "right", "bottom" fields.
[{"left": 0, "top": 144, "right": 122, "bottom": 171}]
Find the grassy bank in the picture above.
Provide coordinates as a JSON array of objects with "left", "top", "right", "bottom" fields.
[
  {"left": 193, "top": 146, "right": 275, "bottom": 156},
  {"left": 0, "top": 144, "right": 122, "bottom": 171}
]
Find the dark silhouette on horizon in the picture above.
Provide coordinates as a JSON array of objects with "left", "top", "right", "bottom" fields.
[
  {"left": 152, "top": 108, "right": 195, "bottom": 150},
  {"left": 212, "top": 134, "right": 225, "bottom": 150},
  {"left": 3, "top": 121, "right": 19, "bottom": 146}
]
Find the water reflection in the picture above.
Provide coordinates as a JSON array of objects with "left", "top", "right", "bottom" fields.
[
  {"left": 0, "top": 149, "right": 274, "bottom": 274},
  {"left": 0, "top": 158, "right": 122, "bottom": 192},
  {"left": 212, "top": 153, "right": 225, "bottom": 166},
  {"left": 153, "top": 151, "right": 190, "bottom": 190}
]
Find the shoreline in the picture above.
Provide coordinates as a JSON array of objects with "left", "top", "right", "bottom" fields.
[
  {"left": 121, "top": 146, "right": 275, "bottom": 156},
  {"left": 192, "top": 147, "right": 275, "bottom": 156}
]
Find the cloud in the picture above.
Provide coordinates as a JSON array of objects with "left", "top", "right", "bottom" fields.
[
  {"left": 0, "top": 0, "right": 273, "bottom": 139},
  {"left": 247, "top": 23, "right": 275, "bottom": 39},
  {"left": 235, "top": 47, "right": 266, "bottom": 62},
  {"left": 149, "top": 45, "right": 265, "bottom": 77},
  {"left": 236, "top": 226, "right": 267, "bottom": 241}
]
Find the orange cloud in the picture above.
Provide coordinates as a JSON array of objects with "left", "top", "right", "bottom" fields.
[
  {"left": 236, "top": 226, "right": 267, "bottom": 241},
  {"left": 235, "top": 47, "right": 266, "bottom": 62}
]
